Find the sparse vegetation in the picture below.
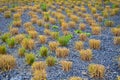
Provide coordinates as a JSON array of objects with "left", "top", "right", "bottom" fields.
[{"left": 0, "top": 0, "right": 120, "bottom": 80}]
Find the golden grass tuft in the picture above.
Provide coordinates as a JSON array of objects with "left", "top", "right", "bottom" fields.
[
  {"left": 68, "top": 21, "right": 76, "bottom": 28},
  {"left": 9, "top": 27, "right": 19, "bottom": 35},
  {"left": 44, "top": 29, "right": 51, "bottom": 35},
  {"left": 63, "top": 31, "right": 71, "bottom": 36},
  {"left": 91, "top": 27, "right": 101, "bottom": 35},
  {"left": 79, "top": 33, "right": 87, "bottom": 41},
  {"left": 49, "top": 41, "right": 59, "bottom": 51},
  {"left": 0, "top": 55, "right": 16, "bottom": 71},
  {"left": 49, "top": 18, "right": 56, "bottom": 24},
  {"left": 4, "top": 11, "right": 11, "bottom": 18},
  {"left": 32, "top": 61, "right": 47, "bottom": 72},
  {"left": 111, "top": 28, "right": 120, "bottom": 36},
  {"left": 13, "top": 13, "right": 21, "bottom": 20},
  {"left": 89, "top": 39, "right": 101, "bottom": 49},
  {"left": 60, "top": 60, "right": 72, "bottom": 72},
  {"left": 80, "top": 49, "right": 92, "bottom": 61},
  {"left": 13, "top": 20, "right": 22, "bottom": 27},
  {"left": 75, "top": 41, "right": 84, "bottom": 50},
  {"left": 114, "top": 37, "right": 120, "bottom": 45},
  {"left": 88, "top": 64, "right": 105, "bottom": 78},
  {"left": 50, "top": 31, "right": 59, "bottom": 39},
  {"left": 23, "top": 22, "right": 33, "bottom": 28},
  {"left": 32, "top": 70, "right": 47, "bottom": 80},
  {"left": 37, "top": 19, "right": 44, "bottom": 26},
  {"left": 15, "top": 34, "right": 25, "bottom": 44},
  {"left": 56, "top": 47, "right": 69, "bottom": 58},
  {"left": 21, "top": 38, "right": 35, "bottom": 50},
  {"left": 31, "top": 18, "right": 38, "bottom": 24},
  {"left": 79, "top": 23, "right": 86, "bottom": 31},
  {"left": 97, "top": 16, "right": 103, "bottom": 22},
  {"left": 70, "top": 15, "right": 79, "bottom": 22},
  {"left": 61, "top": 22, "right": 68, "bottom": 31},
  {"left": 28, "top": 30, "right": 38, "bottom": 39},
  {"left": 38, "top": 35, "right": 47, "bottom": 44}
]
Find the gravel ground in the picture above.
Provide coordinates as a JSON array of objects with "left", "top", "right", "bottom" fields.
[{"left": 0, "top": 2, "right": 120, "bottom": 80}]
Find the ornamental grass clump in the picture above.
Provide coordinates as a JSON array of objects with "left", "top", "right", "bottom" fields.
[
  {"left": 37, "top": 19, "right": 44, "bottom": 26},
  {"left": 114, "top": 37, "right": 120, "bottom": 45},
  {"left": 32, "top": 70, "right": 47, "bottom": 80},
  {"left": 28, "top": 30, "right": 38, "bottom": 39},
  {"left": 89, "top": 39, "right": 101, "bottom": 49},
  {"left": 56, "top": 47, "right": 69, "bottom": 58},
  {"left": 9, "top": 27, "right": 18, "bottom": 35},
  {"left": 88, "top": 64, "right": 105, "bottom": 78},
  {"left": 43, "top": 13, "right": 50, "bottom": 22},
  {"left": 60, "top": 60, "right": 72, "bottom": 72},
  {"left": 61, "top": 22, "right": 68, "bottom": 31},
  {"left": 18, "top": 47, "right": 26, "bottom": 57},
  {"left": 1, "top": 32, "right": 11, "bottom": 42},
  {"left": 104, "top": 20, "right": 114, "bottom": 27},
  {"left": 6, "top": 37, "right": 15, "bottom": 48},
  {"left": 38, "top": 35, "right": 47, "bottom": 44},
  {"left": 79, "top": 23, "right": 86, "bottom": 31},
  {"left": 32, "top": 61, "right": 47, "bottom": 72},
  {"left": 15, "top": 34, "right": 25, "bottom": 44},
  {"left": 0, "top": 45, "right": 6, "bottom": 54},
  {"left": 39, "top": 46, "right": 48, "bottom": 57},
  {"left": 50, "top": 31, "right": 59, "bottom": 39},
  {"left": 75, "top": 41, "right": 84, "bottom": 51},
  {"left": 4, "top": 11, "right": 11, "bottom": 18},
  {"left": 80, "top": 49, "right": 93, "bottom": 61},
  {"left": 44, "top": 29, "right": 51, "bottom": 35},
  {"left": 68, "top": 21, "right": 76, "bottom": 28},
  {"left": 25, "top": 53, "right": 35, "bottom": 65},
  {"left": 49, "top": 18, "right": 56, "bottom": 25},
  {"left": 21, "top": 38, "right": 35, "bottom": 50},
  {"left": 46, "top": 56, "right": 57, "bottom": 66},
  {"left": 58, "top": 35, "right": 72, "bottom": 46},
  {"left": 23, "top": 22, "right": 32, "bottom": 28},
  {"left": 91, "top": 27, "right": 101, "bottom": 35},
  {"left": 79, "top": 33, "right": 88, "bottom": 41},
  {"left": 0, "top": 55, "right": 16, "bottom": 71},
  {"left": 41, "top": 3, "right": 47, "bottom": 11},
  {"left": 111, "top": 28, "right": 120, "bottom": 36},
  {"left": 13, "top": 20, "right": 22, "bottom": 27},
  {"left": 49, "top": 41, "right": 59, "bottom": 51}
]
